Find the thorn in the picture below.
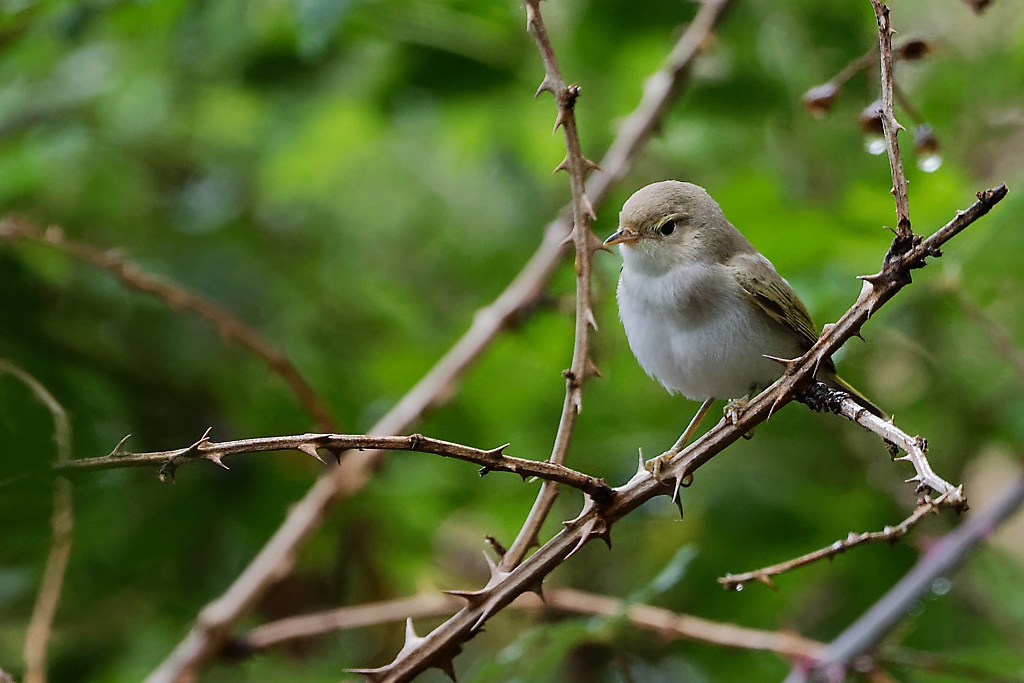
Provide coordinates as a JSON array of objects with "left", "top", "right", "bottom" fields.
[
  {"left": 673, "top": 493, "right": 684, "bottom": 520},
  {"left": 768, "top": 394, "right": 785, "bottom": 421},
  {"left": 584, "top": 356, "right": 602, "bottom": 379},
  {"left": 553, "top": 157, "right": 569, "bottom": 175},
  {"left": 581, "top": 156, "right": 602, "bottom": 176},
  {"left": 762, "top": 354, "right": 797, "bottom": 369},
  {"left": 436, "top": 655, "right": 458, "bottom": 682},
  {"left": 484, "top": 534, "right": 507, "bottom": 558},
  {"left": 442, "top": 588, "right": 488, "bottom": 607},
  {"left": 589, "top": 231, "right": 612, "bottom": 254},
  {"left": 485, "top": 443, "right": 509, "bottom": 458},
  {"left": 298, "top": 442, "right": 325, "bottom": 464},
  {"left": 535, "top": 75, "right": 558, "bottom": 100},
  {"left": 584, "top": 306, "right": 598, "bottom": 331},
  {"left": 404, "top": 618, "right": 422, "bottom": 648},
  {"left": 756, "top": 574, "right": 778, "bottom": 591},
  {"left": 635, "top": 449, "right": 646, "bottom": 477},
  {"left": 905, "top": 476, "right": 922, "bottom": 484},
  {"left": 207, "top": 453, "right": 230, "bottom": 470},
  {"left": 670, "top": 472, "right": 693, "bottom": 505},
  {"left": 471, "top": 597, "right": 503, "bottom": 632},
  {"left": 483, "top": 551, "right": 513, "bottom": 584},
  {"left": 552, "top": 109, "right": 568, "bottom": 134},
  {"left": 560, "top": 227, "right": 577, "bottom": 248},
  {"left": 109, "top": 433, "right": 132, "bottom": 457},
  {"left": 528, "top": 579, "right": 545, "bottom": 601},
  {"left": 186, "top": 427, "right": 213, "bottom": 455},
  {"left": 580, "top": 193, "right": 597, "bottom": 221},
  {"left": 857, "top": 272, "right": 885, "bottom": 286},
  {"left": 344, "top": 666, "right": 388, "bottom": 681}
]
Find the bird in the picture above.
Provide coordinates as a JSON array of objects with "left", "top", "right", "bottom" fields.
[{"left": 604, "top": 180, "right": 882, "bottom": 473}]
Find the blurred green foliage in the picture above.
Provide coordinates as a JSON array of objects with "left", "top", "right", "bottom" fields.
[{"left": 1, "top": 0, "right": 1024, "bottom": 681}]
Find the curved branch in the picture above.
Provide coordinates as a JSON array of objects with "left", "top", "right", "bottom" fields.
[
  {"left": 237, "top": 587, "right": 825, "bottom": 662},
  {"left": 719, "top": 493, "right": 954, "bottom": 591},
  {"left": 870, "top": 1, "right": 912, "bottom": 237},
  {"left": 58, "top": 432, "right": 612, "bottom": 500},
  {"left": 0, "top": 361, "right": 74, "bottom": 683},
  {"left": 785, "top": 469, "right": 1024, "bottom": 682}
]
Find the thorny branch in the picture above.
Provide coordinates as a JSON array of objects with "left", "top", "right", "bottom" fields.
[
  {"left": 144, "top": 3, "right": 734, "bottom": 679},
  {"left": 719, "top": 492, "right": 955, "bottom": 591},
  {"left": 801, "top": 382, "right": 962, "bottom": 502},
  {"left": 0, "top": 217, "right": 338, "bottom": 432},
  {"left": 343, "top": 187, "right": 1004, "bottom": 680},
  {"left": 785, "top": 469, "right": 1024, "bottom": 682},
  {"left": 237, "top": 587, "right": 826, "bottom": 662},
  {"left": 499, "top": 0, "right": 603, "bottom": 572},
  {"left": 871, "top": 1, "right": 912, "bottom": 238},
  {"left": 58, "top": 432, "right": 612, "bottom": 500},
  {"left": 0, "top": 361, "right": 73, "bottom": 683}
]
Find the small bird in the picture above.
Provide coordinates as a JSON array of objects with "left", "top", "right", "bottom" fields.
[{"left": 604, "top": 181, "right": 881, "bottom": 467}]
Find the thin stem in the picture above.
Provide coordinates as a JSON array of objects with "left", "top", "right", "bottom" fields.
[
  {"left": 0, "top": 361, "right": 74, "bottom": 683},
  {"left": 870, "top": 1, "right": 912, "bottom": 237}
]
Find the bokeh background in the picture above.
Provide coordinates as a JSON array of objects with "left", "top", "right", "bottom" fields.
[{"left": 2, "top": 0, "right": 1024, "bottom": 681}]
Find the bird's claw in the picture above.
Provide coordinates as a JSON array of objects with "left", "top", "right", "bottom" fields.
[{"left": 644, "top": 450, "right": 677, "bottom": 482}]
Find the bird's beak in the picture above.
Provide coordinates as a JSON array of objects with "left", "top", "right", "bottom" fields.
[{"left": 603, "top": 227, "right": 639, "bottom": 247}]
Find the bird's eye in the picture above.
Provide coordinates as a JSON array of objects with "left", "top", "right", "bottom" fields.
[{"left": 659, "top": 220, "right": 676, "bottom": 236}]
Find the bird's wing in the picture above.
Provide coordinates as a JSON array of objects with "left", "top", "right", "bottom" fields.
[{"left": 730, "top": 253, "right": 819, "bottom": 352}]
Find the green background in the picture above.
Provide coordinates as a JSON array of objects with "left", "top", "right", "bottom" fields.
[{"left": 1, "top": 0, "right": 1023, "bottom": 681}]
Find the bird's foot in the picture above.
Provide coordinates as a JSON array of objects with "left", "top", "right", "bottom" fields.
[
  {"left": 724, "top": 397, "right": 756, "bottom": 439},
  {"left": 644, "top": 450, "right": 677, "bottom": 482}
]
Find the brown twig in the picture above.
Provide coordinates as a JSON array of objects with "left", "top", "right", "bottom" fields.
[
  {"left": 800, "top": 382, "right": 962, "bottom": 502},
  {"left": 785, "top": 469, "right": 1024, "bottom": 682},
  {"left": 870, "top": 1, "right": 912, "bottom": 237},
  {"left": 801, "top": 37, "right": 930, "bottom": 118},
  {"left": 0, "top": 217, "right": 338, "bottom": 432},
  {"left": 58, "top": 432, "right": 612, "bottom": 500},
  {"left": 343, "top": 189, "right": 1005, "bottom": 681},
  {"left": 237, "top": 587, "right": 825, "bottom": 662},
  {"left": 0, "top": 361, "right": 74, "bottom": 683},
  {"left": 498, "top": 0, "right": 603, "bottom": 573},
  {"left": 719, "top": 493, "right": 953, "bottom": 591}
]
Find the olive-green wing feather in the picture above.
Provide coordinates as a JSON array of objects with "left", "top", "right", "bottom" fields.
[
  {"left": 729, "top": 253, "right": 819, "bottom": 352},
  {"left": 730, "top": 253, "right": 886, "bottom": 417}
]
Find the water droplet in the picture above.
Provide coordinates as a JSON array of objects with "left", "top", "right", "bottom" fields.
[
  {"left": 918, "top": 154, "right": 943, "bottom": 173},
  {"left": 931, "top": 577, "right": 952, "bottom": 595},
  {"left": 864, "top": 136, "right": 886, "bottom": 155},
  {"left": 735, "top": 583, "right": 744, "bottom": 592}
]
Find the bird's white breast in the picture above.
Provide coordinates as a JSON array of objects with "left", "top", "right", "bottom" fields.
[{"left": 616, "top": 261, "right": 802, "bottom": 401}]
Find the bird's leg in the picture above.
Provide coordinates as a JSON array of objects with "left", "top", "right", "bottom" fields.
[{"left": 646, "top": 398, "right": 715, "bottom": 480}]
